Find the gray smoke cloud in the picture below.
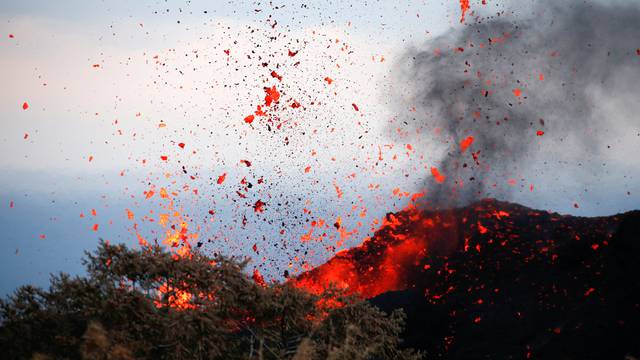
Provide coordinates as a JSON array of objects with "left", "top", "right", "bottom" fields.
[{"left": 397, "top": 0, "right": 640, "bottom": 207}]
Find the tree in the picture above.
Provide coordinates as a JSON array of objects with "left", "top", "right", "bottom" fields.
[{"left": 0, "top": 241, "right": 421, "bottom": 360}]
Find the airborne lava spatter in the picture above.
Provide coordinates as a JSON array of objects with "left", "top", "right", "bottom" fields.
[
  {"left": 6, "top": 0, "right": 639, "bottom": 338},
  {"left": 459, "top": 0, "right": 470, "bottom": 23}
]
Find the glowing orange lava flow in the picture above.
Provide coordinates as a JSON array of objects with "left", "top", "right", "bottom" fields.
[
  {"left": 292, "top": 197, "right": 622, "bottom": 303},
  {"left": 293, "top": 200, "right": 450, "bottom": 299},
  {"left": 292, "top": 200, "right": 532, "bottom": 299}
]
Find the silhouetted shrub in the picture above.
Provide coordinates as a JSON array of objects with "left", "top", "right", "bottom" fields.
[{"left": 0, "top": 241, "right": 420, "bottom": 360}]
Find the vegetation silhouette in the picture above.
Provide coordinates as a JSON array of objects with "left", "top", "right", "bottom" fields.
[{"left": 0, "top": 241, "right": 421, "bottom": 360}]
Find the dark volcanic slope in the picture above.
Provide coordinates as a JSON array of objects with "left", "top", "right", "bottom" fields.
[{"left": 295, "top": 200, "right": 640, "bottom": 359}]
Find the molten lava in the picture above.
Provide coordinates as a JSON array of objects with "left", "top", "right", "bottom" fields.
[{"left": 293, "top": 199, "right": 620, "bottom": 300}]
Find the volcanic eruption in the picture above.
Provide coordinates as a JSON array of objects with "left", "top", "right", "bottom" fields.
[
  {"left": 2, "top": 0, "right": 639, "bottom": 358},
  {"left": 296, "top": 0, "right": 640, "bottom": 295},
  {"left": 294, "top": 198, "right": 640, "bottom": 358},
  {"left": 293, "top": 1, "right": 640, "bottom": 358}
]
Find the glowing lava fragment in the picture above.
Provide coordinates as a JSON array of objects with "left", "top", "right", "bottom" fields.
[
  {"left": 270, "top": 70, "right": 282, "bottom": 81},
  {"left": 22, "top": 102, "right": 29, "bottom": 110},
  {"left": 460, "top": 136, "right": 474, "bottom": 152},
  {"left": 324, "top": 77, "right": 333, "bottom": 85},
  {"left": 160, "top": 155, "right": 168, "bottom": 161},
  {"left": 513, "top": 88, "right": 522, "bottom": 97},
  {"left": 264, "top": 86, "right": 280, "bottom": 106},
  {"left": 255, "top": 105, "right": 266, "bottom": 116},
  {"left": 536, "top": 130, "right": 545, "bottom": 136},
  {"left": 460, "top": 0, "right": 470, "bottom": 23},
  {"left": 9, "top": 34, "right": 14, "bottom": 38},
  {"left": 584, "top": 287, "right": 595, "bottom": 296},
  {"left": 217, "top": 173, "right": 227, "bottom": 184},
  {"left": 333, "top": 183, "right": 344, "bottom": 199},
  {"left": 352, "top": 103, "right": 359, "bottom": 111},
  {"left": 252, "top": 269, "right": 266, "bottom": 287},
  {"left": 304, "top": 166, "right": 311, "bottom": 173},
  {"left": 240, "top": 159, "right": 252, "bottom": 167},
  {"left": 23, "top": 133, "right": 28, "bottom": 140},
  {"left": 431, "top": 167, "right": 446, "bottom": 183},
  {"left": 244, "top": 114, "right": 255, "bottom": 124},
  {"left": 92, "top": 224, "right": 99, "bottom": 232},
  {"left": 178, "top": 142, "right": 185, "bottom": 149},
  {"left": 288, "top": 49, "right": 298, "bottom": 57},
  {"left": 254, "top": 200, "right": 265, "bottom": 213}
]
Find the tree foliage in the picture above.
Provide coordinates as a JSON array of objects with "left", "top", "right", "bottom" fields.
[{"left": 0, "top": 242, "right": 421, "bottom": 360}]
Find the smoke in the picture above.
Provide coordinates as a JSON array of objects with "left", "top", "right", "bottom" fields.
[{"left": 396, "top": 0, "right": 640, "bottom": 207}]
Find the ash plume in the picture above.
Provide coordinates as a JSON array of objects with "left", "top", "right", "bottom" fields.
[{"left": 398, "top": 0, "right": 640, "bottom": 207}]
